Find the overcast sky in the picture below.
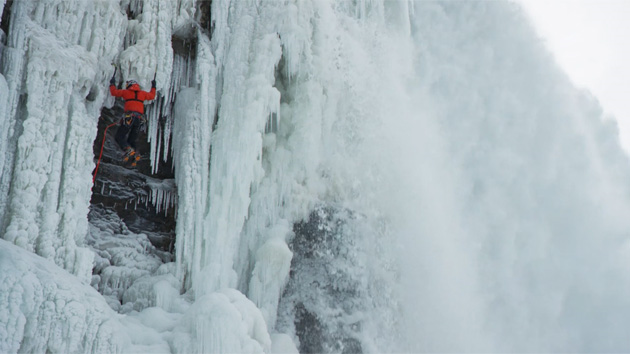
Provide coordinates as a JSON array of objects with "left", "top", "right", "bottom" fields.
[{"left": 517, "top": 0, "right": 630, "bottom": 153}]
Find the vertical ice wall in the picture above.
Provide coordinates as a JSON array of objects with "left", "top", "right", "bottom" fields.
[
  {"left": 0, "top": 72, "right": 8, "bottom": 212},
  {"left": 0, "top": 0, "right": 126, "bottom": 281},
  {"left": 172, "top": 0, "right": 413, "bottom": 351},
  {"left": 172, "top": 32, "right": 215, "bottom": 293},
  {"left": 0, "top": 0, "right": 8, "bottom": 209},
  {"left": 172, "top": 0, "right": 283, "bottom": 296}
]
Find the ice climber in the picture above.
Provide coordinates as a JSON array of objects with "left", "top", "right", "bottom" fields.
[{"left": 109, "top": 76, "right": 156, "bottom": 167}]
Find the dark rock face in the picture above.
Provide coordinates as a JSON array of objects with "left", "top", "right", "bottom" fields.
[
  {"left": 90, "top": 101, "right": 176, "bottom": 252},
  {"left": 278, "top": 206, "right": 364, "bottom": 354},
  {"left": 1, "top": 1, "right": 13, "bottom": 37}
]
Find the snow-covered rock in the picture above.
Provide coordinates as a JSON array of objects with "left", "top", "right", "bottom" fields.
[{"left": 0, "top": 239, "right": 127, "bottom": 353}]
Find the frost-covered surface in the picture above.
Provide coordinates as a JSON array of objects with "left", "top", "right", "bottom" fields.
[
  {"left": 0, "top": 0, "right": 125, "bottom": 281},
  {"left": 87, "top": 205, "right": 173, "bottom": 312},
  {"left": 0, "top": 73, "right": 8, "bottom": 208},
  {"left": 170, "top": 1, "right": 407, "bottom": 350},
  {"left": 170, "top": 289, "right": 272, "bottom": 354},
  {"left": 0, "top": 239, "right": 126, "bottom": 353},
  {"left": 3, "top": 0, "right": 630, "bottom": 353}
]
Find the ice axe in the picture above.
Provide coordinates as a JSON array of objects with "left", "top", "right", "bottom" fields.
[
  {"left": 110, "top": 63, "right": 118, "bottom": 87},
  {"left": 152, "top": 65, "right": 157, "bottom": 88}
]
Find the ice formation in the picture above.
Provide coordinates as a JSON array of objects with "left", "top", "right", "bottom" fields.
[
  {"left": 0, "top": 239, "right": 126, "bottom": 354},
  {"left": 3, "top": 0, "right": 630, "bottom": 353},
  {"left": 145, "top": 178, "right": 177, "bottom": 216},
  {"left": 0, "top": 0, "right": 126, "bottom": 282}
]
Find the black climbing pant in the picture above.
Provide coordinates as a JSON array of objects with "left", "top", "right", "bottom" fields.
[{"left": 115, "top": 112, "right": 145, "bottom": 151}]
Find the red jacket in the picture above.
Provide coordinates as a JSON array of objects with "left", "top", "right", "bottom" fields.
[{"left": 109, "top": 83, "right": 156, "bottom": 114}]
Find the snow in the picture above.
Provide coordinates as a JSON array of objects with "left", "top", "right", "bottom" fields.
[
  {"left": 0, "top": 239, "right": 126, "bottom": 353},
  {"left": 3, "top": 0, "right": 630, "bottom": 353},
  {"left": 171, "top": 289, "right": 271, "bottom": 354},
  {"left": 88, "top": 206, "right": 173, "bottom": 312}
]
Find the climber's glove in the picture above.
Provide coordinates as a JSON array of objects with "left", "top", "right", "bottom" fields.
[
  {"left": 151, "top": 79, "right": 156, "bottom": 89},
  {"left": 110, "top": 77, "right": 116, "bottom": 86}
]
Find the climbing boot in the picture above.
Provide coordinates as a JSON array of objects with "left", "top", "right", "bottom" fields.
[
  {"left": 130, "top": 153, "right": 141, "bottom": 167},
  {"left": 123, "top": 147, "right": 136, "bottom": 163}
]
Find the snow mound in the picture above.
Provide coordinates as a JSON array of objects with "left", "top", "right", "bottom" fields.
[
  {"left": 88, "top": 205, "right": 173, "bottom": 313},
  {"left": 0, "top": 239, "right": 127, "bottom": 353},
  {"left": 171, "top": 289, "right": 271, "bottom": 354}
]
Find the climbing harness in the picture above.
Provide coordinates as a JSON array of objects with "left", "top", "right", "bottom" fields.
[
  {"left": 122, "top": 111, "right": 146, "bottom": 125},
  {"left": 122, "top": 111, "right": 147, "bottom": 135}
]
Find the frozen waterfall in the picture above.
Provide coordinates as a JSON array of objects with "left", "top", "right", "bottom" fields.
[{"left": 2, "top": 0, "right": 630, "bottom": 353}]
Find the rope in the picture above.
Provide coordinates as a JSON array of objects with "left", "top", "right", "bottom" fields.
[{"left": 93, "top": 121, "right": 119, "bottom": 184}]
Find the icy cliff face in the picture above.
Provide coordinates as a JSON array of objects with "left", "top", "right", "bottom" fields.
[
  {"left": 3, "top": 0, "right": 630, "bottom": 353},
  {"left": 0, "top": 0, "right": 126, "bottom": 282}
]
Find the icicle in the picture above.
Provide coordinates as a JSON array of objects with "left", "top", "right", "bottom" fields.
[{"left": 144, "top": 178, "right": 177, "bottom": 217}]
